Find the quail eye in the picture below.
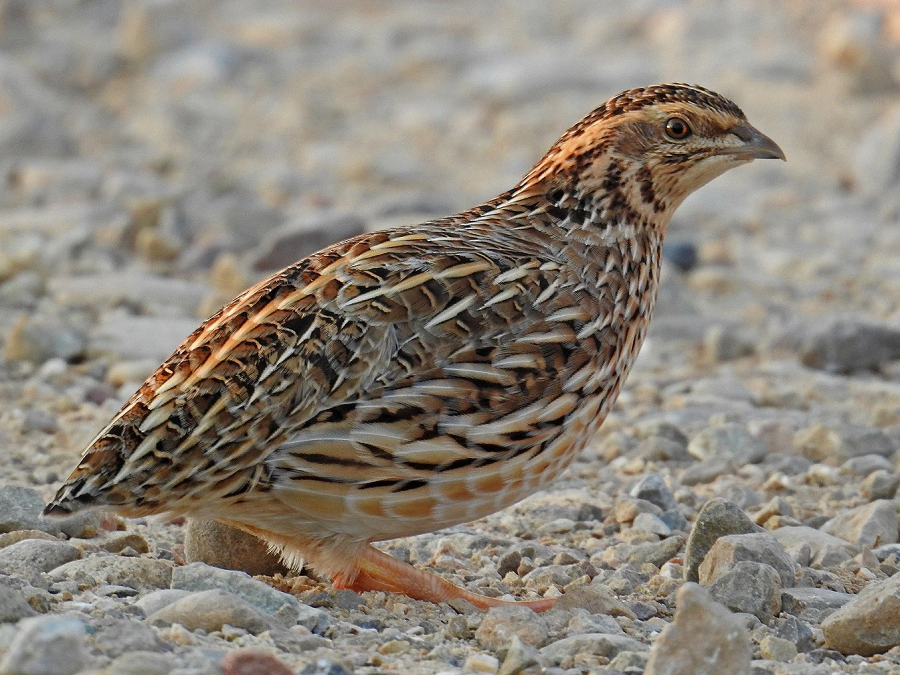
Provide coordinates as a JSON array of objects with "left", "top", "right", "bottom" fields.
[{"left": 664, "top": 117, "right": 692, "bottom": 140}]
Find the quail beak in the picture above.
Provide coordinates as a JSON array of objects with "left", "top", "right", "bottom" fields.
[{"left": 722, "top": 124, "right": 786, "bottom": 161}]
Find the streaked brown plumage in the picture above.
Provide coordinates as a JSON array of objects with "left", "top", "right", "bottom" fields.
[{"left": 45, "top": 84, "right": 784, "bottom": 611}]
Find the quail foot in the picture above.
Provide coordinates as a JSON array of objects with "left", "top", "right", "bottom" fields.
[{"left": 46, "top": 84, "right": 784, "bottom": 611}]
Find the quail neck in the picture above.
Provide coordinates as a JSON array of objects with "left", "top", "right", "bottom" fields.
[{"left": 45, "top": 83, "right": 783, "bottom": 612}]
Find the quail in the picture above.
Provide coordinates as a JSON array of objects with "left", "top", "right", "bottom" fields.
[{"left": 46, "top": 84, "right": 784, "bottom": 611}]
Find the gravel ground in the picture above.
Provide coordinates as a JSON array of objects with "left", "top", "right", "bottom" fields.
[{"left": 2, "top": 1, "right": 900, "bottom": 673}]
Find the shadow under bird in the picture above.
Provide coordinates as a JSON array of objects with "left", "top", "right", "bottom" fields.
[{"left": 46, "top": 83, "right": 784, "bottom": 611}]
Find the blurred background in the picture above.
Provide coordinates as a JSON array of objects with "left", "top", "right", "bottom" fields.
[{"left": 1, "top": 0, "right": 900, "bottom": 488}]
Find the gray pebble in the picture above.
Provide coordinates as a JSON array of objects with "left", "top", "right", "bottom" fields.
[
  {"left": 250, "top": 214, "right": 366, "bottom": 271},
  {"left": 780, "top": 587, "right": 853, "bottom": 623},
  {"left": 0, "top": 539, "right": 80, "bottom": 584},
  {"left": 772, "top": 615, "right": 817, "bottom": 653},
  {"left": 49, "top": 555, "right": 172, "bottom": 591},
  {"left": 708, "top": 561, "right": 782, "bottom": 624},
  {"left": 498, "top": 635, "right": 542, "bottom": 675},
  {"left": 0, "top": 585, "right": 37, "bottom": 623},
  {"left": 698, "top": 532, "right": 796, "bottom": 589},
  {"left": 90, "top": 617, "right": 167, "bottom": 657},
  {"left": 540, "top": 633, "right": 647, "bottom": 666},
  {"left": 147, "top": 588, "right": 275, "bottom": 635},
  {"left": 632, "top": 512, "right": 672, "bottom": 537},
  {"left": 842, "top": 454, "right": 893, "bottom": 476},
  {"left": 627, "top": 535, "right": 685, "bottom": 568},
  {"left": 822, "top": 571, "right": 900, "bottom": 656},
  {"left": 0, "top": 615, "right": 87, "bottom": 675},
  {"left": 801, "top": 318, "right": 900, "bottom": 373},
  {"left": 299, "top": 659, "right": 352, "bottom": 675},
  {"left": 0, "top": 486, "right": 57, "bottom": 535},
  {"left": 644, "top": 583, "right": 751, "bottom": 675},
  {"left": 770, "top": 526, "right": 859, "bottom": 567},
  {"left": 134, "top": 589, "right": 193, "bottom": 616},
  {"left": 183, "top": 519, "right": 290, "bottom": 577},
  {"left": 680, "top": 456, "right": 737, "bottom": 485},
  {"left": 794, "top": 424, "right": 894, "bottom": 463},
  {"left": 475, "top": 605, "right": 551, "bottom": 650},
  {"left": 821, "top": 499, "right": 899, "bottom": 549},
  {"left": 862, "top": 470, "right": 900, "bottom": 500},
  {"left": 688, "top": 423, "right": 766, "bottom": 464},
  {"left": 629, "top": 474, "right": 678, "bottom": 511},
  {"left": 608, "top": 650, "right": 649, "bottom": 674},
  {"left": 683, "top": 499, "right": 762, "bottom": 582},
  {"left": 171, "top": 562, "right": 300, "bottom": 627},
  {"left": 2, "top": 312, "right": 87, "bottom": 364},
  {"left": 106, "top": 651, "right": 178, "bottom": 675}
]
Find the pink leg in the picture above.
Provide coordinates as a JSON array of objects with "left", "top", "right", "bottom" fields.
[{"left": 332, "top": 543, "right": 555, "bottom": 612}]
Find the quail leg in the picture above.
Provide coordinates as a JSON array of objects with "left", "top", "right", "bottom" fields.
[{"left": 333, "top": 544, "right": 555, "bottom": 612}]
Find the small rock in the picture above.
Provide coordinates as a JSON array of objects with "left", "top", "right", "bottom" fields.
[
  {"left": 842, "top": 454, "right": 893, "bottom": 476},
  {"left": 184, "top": 519, "right": 290, "bottom": 577},
  {"left": 629, "top": 473, "right": 678, "bottom": 511},
  {"left": 296, "top": 604, "right": 330, "bottom": 634},
  {"left": 250, "top": 214, "right": 366, "bottom": 271},
  {"left": 221, "top": 649, "right": 295, "bottom": 675},
  {"left": 265, "top": 628, "right": 330, "bottom": 653},
  {"left": 0, "top": 539, "right": 80, "bottom": 584},
  {"left": 21, "top": 409, "right": 58, "bottom": 434},
  {"left": 770, "top": 526, "right": 858, "bottom": 567},
  {"left": 780, "top": 587, "right": 852, "bottom": 623},
  {"left": 540, "top": 633, "right": 647, "bottom": 665},
  {"left": 708, "top": 561, "right": 782, "bottom": 624},
  {"left": 608, "top": 650, "right": 650, "bottom": 673},
  {"left": 0, "top": 486, "right": 56, "bottom": 535},
  {"left": 90, "top": 618, "right": 166, "bottom": 658},
  {"left": 698, "top": 532, "right": 796, "bottom": 589},
  {"left": 555, "top": 584, "right": 636, "bottom": 618},
  {"left": 49, "top": 555, "right": 172, "bottom": 590},
  {"left": 802, "top": 319, "right": 900, "bottom": 372},
  {"left": 3, "top": 312, "right": 87, "bottom": 364},
  {"left": 0, "top": 585, "right": 37, "bottom": 623},
  {"left": 101, "top": 533, "right": 151, "bottom": 555},
  {"left": 794, "top": 424, "right": 893, "bottom": 463},
  {"left": 631, "top": 512, "right": 672, "bottom": 537},
  {"left": 684, "top": 499, "right": 762, "bottom": 582},
  {"left": 644, "top": 583, "right": 751, "bottom": 675},
  {"left": 662, "top": 240, "right": 698, "bottom": 272},
  {"left": 0, "top": 615, "right": 87, "bottom": 675},
  {"left": 298, "top": 659, "right": 351, "bottom": 675},
  {"left": 752, "top": 497, "right": 794, "bottom": 527},
  {"left": 773, "top": 615, "right": 816, "bottom": 653},
  {"left": 147, "top": 588, "right": 275, "bottom": 635},
  {"left": 475, "top": 605, "right": 550, "bottom": 650},
  {"left": 862, "top": 470, "right": 900, "bottom": 500},
  {"left": 464, "top": 653, "right": 500, "bottom": 673},
  {"left": 822, "top": 571, "right": 900, "bottom": 655},
  {"left": 377, "top": 639, "right": 410, "bottom": 655},
  {"left": 170, "top": 562, "right": 299, "bottom": 626},
  {"left": 498, "top": 635, "right": 542, "bottom": 675},
  {"left": 688, "top": 423, "right": 766, "bottom": 464},
  {"left": 821, "top": 499, "right": 899, "bottom": 548},
  {"left": 134, "top": 589, "right": 193, "bottom": 616},
  {"left": 703, "top": 324, "right": 755, "bottom": 362},
  {"left": 759, "top": 635, "right": 797, "bottom": 662},
  {"left": 55, "top": 511, "right": 101, "bottom": 539},
  {"left": 681, "top": 456, "right": 737, "bottom": 485},
  {"left": 626, "top": 535, "right": 684, "bottom": 568},
  {"left": 106, "top": 651, "right": 177, "bottom": 675},
  {"left": 614, "top": 495, "right": 663, "bottom": 523}
]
